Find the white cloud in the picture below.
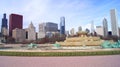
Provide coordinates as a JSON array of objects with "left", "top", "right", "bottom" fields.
[
  {"left": 0, "top": 0, "right": 119, "bottom": 32},
  {"left": 22, "top": 0, "right": 50, "bottom": 28}
]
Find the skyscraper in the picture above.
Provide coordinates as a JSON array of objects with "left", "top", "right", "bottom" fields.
[
  {"left": 110, "top": 9, "right": 119, "bottom": 36},
  {"left": 103, "top": 18, "right": 108, "bottom": 37},
  {"left": 60, "top": 17, "right": 65, "bottom": 35},
  {"left": 9, "top": 14, "right": 23, "bottom": 36},
  {"left": 91, "top": 21, "right": 94, "bottom": 34},
  {"left": 1, "top": 13, "right": 8, "bottom": 36},
  {"left": 1, "top": 13, "right": 8, "bottom": 29}
]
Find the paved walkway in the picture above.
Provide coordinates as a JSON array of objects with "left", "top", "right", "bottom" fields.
[{"left": 0, "top": 55, "right": 120, "bottom": 67}]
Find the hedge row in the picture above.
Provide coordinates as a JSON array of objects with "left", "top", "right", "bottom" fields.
[{"left": 0, "top": 50, "right": 120, "bottom": 56}]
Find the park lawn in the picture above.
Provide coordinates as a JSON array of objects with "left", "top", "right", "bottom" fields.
[{"left": 0, "top": 50, "right": 120, "bottom": 56}]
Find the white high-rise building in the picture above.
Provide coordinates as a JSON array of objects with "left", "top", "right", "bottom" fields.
[
  {"left": 103, "top": 18, "right": 108, "bottom": 37},
  {"left": 91, "top": 21, "right": 95, "bottom": 34},
  {"left": 110, "top": 9, "right": 119, "bottom": 36}
]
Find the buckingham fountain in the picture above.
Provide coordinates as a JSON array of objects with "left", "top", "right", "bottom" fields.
[
  {"left": 56, "top": 35, "right": 104, "bottom": 46},
  {"left": 54, "top": 31, "right": 120, "bottom": 49},
  {"left": 53, "top": 32, "right": 105, "bottom": 49}
]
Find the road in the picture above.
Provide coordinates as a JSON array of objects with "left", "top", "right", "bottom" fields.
[{"left": 0, "top": 55, "right": 120, "bottom": 67}]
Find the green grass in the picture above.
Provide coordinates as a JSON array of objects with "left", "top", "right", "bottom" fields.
[{"left": 0, "top": 50, "right": 120, "bottom": 56}]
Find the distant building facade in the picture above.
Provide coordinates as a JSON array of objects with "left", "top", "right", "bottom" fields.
[
  {"left": 25, "top": 22, "right": 36, "bottom": 40},
  {"left": 103, "top": 18, "right": 108, "bottom": 37},
  {"left": 65, "top": 31, "right": 69, "bottom": 37},
  {"left": 38, "top": 32, "right": 46, "bottom": 39},
  {"left": 9, "top": 14, "right": 23, "bottom": 36},
  {"left": 12, "top": 28, "right": 26, "bottom": 42},
  {"left": 70, "top": 28, "right": 75, "bottom": 36},
  {"left": 60, "top": 17, "right": 65, "bottom": 35},
  {"left": 78, "top": 26, "right": 82, "bottom": 32},
  {"left": 38, "top": 22, "right": 58, "bottom": 38},
  {"left": 96, "top": 26, "right": 104, "bottom": 36},
  {"left": 39, "top": 22, "right": 58, "bottom": 32},
  {"left": 110, "top": 9, "right": 119, "bottom": 36},
  {"left": 91, "top": 21, "right": 95, "bottom": 34},
  {"left": 38, "top": 23, "right": 46, "bottom": 39},
  {"left": 1, "top": 13, "right": 8, "bottom": 36},
  {"left": 1, "top": 28, "right": 8, "bottom": 36}
]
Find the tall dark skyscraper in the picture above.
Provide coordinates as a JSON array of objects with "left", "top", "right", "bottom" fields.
[
  {"left": 1, "top": 13, "right": 8, "bottom": 36},
  {"left": 60, "top": 17, "right": 65, "bottom": 35},
  {"left": 9, "top": 14, "right": 23, "bottom": 36},
  {"left": 1, "top": 13, "right": 8, "bottom": 29}
]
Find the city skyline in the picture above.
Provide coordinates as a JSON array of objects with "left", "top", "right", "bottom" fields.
[{"left": 0, "top": 0, "right": 120, "bottom": 32}]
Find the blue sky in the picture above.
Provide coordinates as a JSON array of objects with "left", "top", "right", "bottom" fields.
[{"left": 0, "top": 0, "right": 120, "bottom": 32}]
